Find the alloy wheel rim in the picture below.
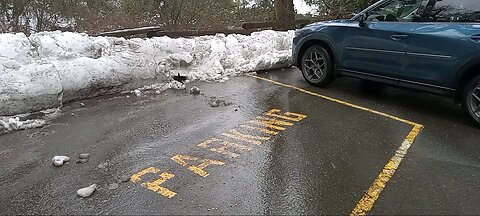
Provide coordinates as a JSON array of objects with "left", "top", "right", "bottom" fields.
[
  {"left": 468, "top": 85, "right": 480, "bottom": 119},
  {"left": 303, "top": 51, "right": 327, "bottom": 82}
]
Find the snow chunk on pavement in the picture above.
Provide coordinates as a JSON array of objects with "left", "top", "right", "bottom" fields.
[
  {"left": 0, "top": 117, "right": 46, "bottom": 131},
  {"left": 77, "top": 184, "right": 97, "bottom": 198},
  {"left": 52, "top": 156, "right": 70, "bottom": 167},
  {"left": 0, "top": 108, "right": 61, "bottom": 134}
]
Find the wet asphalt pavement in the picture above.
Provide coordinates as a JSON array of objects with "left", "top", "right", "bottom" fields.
[{"left": 0, "top": 68, "right": 479, "bottom": 215}]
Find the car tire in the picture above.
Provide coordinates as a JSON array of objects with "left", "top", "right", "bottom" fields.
[
  {"left": 462, "top": 75, "right": 480, "bottom": 127},
  {"left": 300, "top": 45, "right": 334, "bottom": 87}
]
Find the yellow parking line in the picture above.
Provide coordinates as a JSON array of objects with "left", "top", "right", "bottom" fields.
[
  {"left": 351, "top": 124, "right": 423, "bottom": 215},
  {"left": 249, "top": 75, "right": 419, "bottom": 126},
  {"left": 249, "top": 74, "right": 425, "bottom": 215}
]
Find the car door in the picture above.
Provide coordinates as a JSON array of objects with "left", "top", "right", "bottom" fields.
[
  {"left": 402, "top": 0, "right": 480, "bottom": 92},
  {"left": 340, "top": 0, "right": 424, "bottom": 85}
]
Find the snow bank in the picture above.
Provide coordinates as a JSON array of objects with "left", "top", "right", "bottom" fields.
[{"left": 0, "top": 30, "right": 294, "bottom": 116}]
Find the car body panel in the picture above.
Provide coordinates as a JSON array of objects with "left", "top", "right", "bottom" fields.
[
  {"left": 341, "top": 21, "right": 415, "bottom": 79},
  {"left": 403, "top": 23, "right": 480, "bottom": 89}
]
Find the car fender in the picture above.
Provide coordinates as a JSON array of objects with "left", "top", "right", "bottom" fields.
[
  {"left": 452, "top": 56, "right": 480, "bottom": 89},
  {"left": 294, "top": 30, "right": 342, "bottom": 68}
]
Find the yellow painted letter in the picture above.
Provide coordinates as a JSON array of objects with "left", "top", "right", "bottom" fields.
[
  {"left": 198, "top": 137, "right": 252, "bottom": 158},
  {"left": 171, "top": 154, "right": 225, "bottom": 177},
  {"left": 222, "top": 129, "right": 270, "bottom": 145},
  {"left": 131, "top": 167, "right": 177, "bottom": 198},
  {"left": 266, "top": 109, "right": 307, "bottom": 122}
]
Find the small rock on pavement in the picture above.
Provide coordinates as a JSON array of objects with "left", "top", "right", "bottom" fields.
[
  {"left": 209, "top": 100, "right": 220, "bottom": 107},
  {"left": 209, "top": 98, "right": 233, "bottom": 107},
  {"left": 77, "top": 184, "right": 97, "bottom": 198},
  {"left": 97, "top": 162, "right": 109, "bottom": 169},
  {"left": 189, "top": 86, "right": 201, "bottom": 95},
  {"left": 77, "top": 158, "right": 88, "bottom": 164},
  {"left": 79, "top": 153, "right": 90, "bottom": 159},
  {"left": 108, "top": 183, "right": 119, "bottom": 190},
  {"left": 117, "top": 175, "right": 131, "bottom": 183},
  {"left": 52, "top": 156, "right": 70, "bottom": 167}
]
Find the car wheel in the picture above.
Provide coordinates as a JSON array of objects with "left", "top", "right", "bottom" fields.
[
  {"left": 300, "top": 45, "right": 334, "bottom": 87},
  {"left": 462, "top": 75, "right": 480, "bottom": 127}
]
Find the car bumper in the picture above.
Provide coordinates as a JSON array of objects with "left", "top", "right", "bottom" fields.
[{"left": 292, "top": 37, "right": 300, "bottom": 67}]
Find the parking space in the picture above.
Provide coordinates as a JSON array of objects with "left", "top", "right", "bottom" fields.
[
  {"left": 257, "top": 69, "right": 480, "bottom": 215},
  {"left": 0, "top": 68, "right": 478, "bottom": 215}
]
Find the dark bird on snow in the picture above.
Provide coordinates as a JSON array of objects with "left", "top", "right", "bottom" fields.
[{"left": 172, "top": 73, "right": 188, "bottom": 84}]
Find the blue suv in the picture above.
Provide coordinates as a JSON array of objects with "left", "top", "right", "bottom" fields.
[{"left": 293, "top": 0, "right": 480, "bottom": 126}]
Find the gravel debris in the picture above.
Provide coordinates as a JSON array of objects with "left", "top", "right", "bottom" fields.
[
  {"left": 118, "top": 175, "right": 131, "bottom": 183},
  {"left": 209, "top": 98, "right": 233, "bottom": 107},
  {"left": 189, "top": 86, "right": 201, "bottom": 95},
  {"left": 97, "top": 162, "right": 109, "bottom": 169},
  {"left": 77, "top": 158, "right": 88, "bottom": 164},
  {"left": 108, "top": 183, "right": 120, "bottom": 190},
  {"left": 79, "top": 153, "right": 90, "bottom": 159}
]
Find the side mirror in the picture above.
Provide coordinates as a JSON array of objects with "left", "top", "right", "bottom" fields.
[{"left": 359, "top": 13, "right": 368, "bottom": 27}]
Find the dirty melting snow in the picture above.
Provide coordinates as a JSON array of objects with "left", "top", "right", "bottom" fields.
[
  {"left": 0, "top": 30, "right": 294, "bottom": 117},
  {"left": 0, "top": 108, "right": 61, "bottom": 134},
  {"left": 0, "top": 117, "right": 46, "bottom": 131}
]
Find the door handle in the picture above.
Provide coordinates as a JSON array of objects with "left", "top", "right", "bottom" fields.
[
  {"left": 391, "top": 34, "right": 408, "bottom": 41},
  {"left": 470, "top": 35, "right": 480, "bottom": 42}
]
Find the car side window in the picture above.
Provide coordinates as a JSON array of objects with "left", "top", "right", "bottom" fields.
[
  {"left": 367, "top": 0, "right": 423, "bottom": 22},
  {"left": 421, "top": 0, "right": 480, "bottom": 22}
]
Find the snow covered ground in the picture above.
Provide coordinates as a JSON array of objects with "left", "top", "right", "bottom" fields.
[{"left": 0, "top": 30, "right": 295, "bottom": 123}]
